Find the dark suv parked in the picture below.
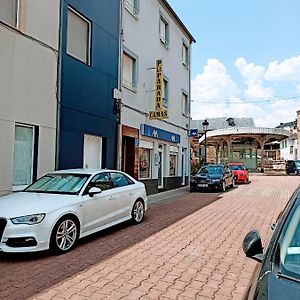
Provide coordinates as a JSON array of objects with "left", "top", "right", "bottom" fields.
[{"left": 286, "top": 160, "right": 300, "bottom": 175}]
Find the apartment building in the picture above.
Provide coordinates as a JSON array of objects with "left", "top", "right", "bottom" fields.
[
  {"left": 120, "top": 0, "right": 195, "bottom": 194},
  {"left": 0, "top": 0, "right": 60, "bottom": 195}
]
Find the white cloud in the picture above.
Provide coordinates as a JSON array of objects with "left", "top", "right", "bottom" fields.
[
  {"left": 191, "top": 58, "right": 239, "bottom": 101},
  {"left": 234, "top": 57, "right": 274, "bottom": 99},
  {"left": 191, "top": 58, "right": 300, "bottom": 127},
  {"left": 265, "top": 55, "right": 300, "bottom": 82}
]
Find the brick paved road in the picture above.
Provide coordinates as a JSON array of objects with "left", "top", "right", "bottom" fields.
[{"left": 0, "top": 175, "right": 299, "bottom": 300}]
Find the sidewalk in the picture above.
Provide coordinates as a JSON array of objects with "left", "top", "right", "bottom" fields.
[{"left": 3, "top": 175, "right": 299, "bottom": 300}]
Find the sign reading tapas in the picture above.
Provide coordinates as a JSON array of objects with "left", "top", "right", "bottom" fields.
[{"left": 149, "top": 60, "right": 168, "bottom": 120}]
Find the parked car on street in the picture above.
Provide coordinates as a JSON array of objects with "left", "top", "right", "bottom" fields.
[
  {"left": 227, "top": 162, "right": 250, "bottom": 184},
  {"left": 286, "top": 160, "right": 300, "bottom": 175},
  {"left": 242, "top": 185, "right": 300, "bottom": 299},
  {"left": 0, "top": 169, "right": 147, "bottom": 254},
  {"left": 190, "top": 164, "right": 235, "bottom": 192}
]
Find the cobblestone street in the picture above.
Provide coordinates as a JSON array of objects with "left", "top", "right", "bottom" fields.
[{"left": 1, "top": 175, "right": 299, "bottom": 300}]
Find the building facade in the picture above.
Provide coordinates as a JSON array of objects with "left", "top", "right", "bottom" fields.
[
  {"left": 0, "top": 0, "right": 59, "bottom": 195},
  {"left": 120, "top": 0, "right": 195, "bottom": 194},
  {"left": 58, "top": 0, "right": 121, "bottom": 170}
]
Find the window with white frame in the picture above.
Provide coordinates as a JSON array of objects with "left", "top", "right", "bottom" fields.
[
  {"left": 67, "top": 7, "right": 90, "bottom": 64},
  {"left": 0, "top": 0, "right": 18, "bottom": 27},
  {"left": 160, "top": 15, "right": 169, "bottom": 45},
  {"left": 125, "top": 0, "right": 139, "bottom": 16},
  {"left": 139, "top": 148, "right": 151, "bottom": 179},
  {"left": 163, "top": 78, "right": 168, "bottom": 108},
  {"left": 182, "top": 43, "right": 189, "bottom": 66},
  {"left": 182, "top": 92, "right": 189, "bottom": 116},
  {"left": 122, "top": 51, "right": 137, "bottom": 90},
  {"left": 13, "top": 125, "right": 35, "bottom": 188}
]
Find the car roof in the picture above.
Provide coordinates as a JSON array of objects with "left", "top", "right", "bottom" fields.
[{"left": 49, "top": 169, "right": 120, "bottom": 176}]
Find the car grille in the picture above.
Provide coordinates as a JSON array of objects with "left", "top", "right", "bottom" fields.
[{"left": 0, "top": 218, "right": 7, "bottom": 242}]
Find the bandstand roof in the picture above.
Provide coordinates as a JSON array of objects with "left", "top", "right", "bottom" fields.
[{"left": 199, "top": 127, "right": 290, "bottom": 145}]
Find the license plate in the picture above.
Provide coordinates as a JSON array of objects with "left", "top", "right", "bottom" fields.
[{"left": 198, "top": 184, "right": 208, "bottom": 188}]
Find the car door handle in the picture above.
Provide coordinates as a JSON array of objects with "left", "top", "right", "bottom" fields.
[
  {"left": 109, "top": 196, "right": 114, "bottom": 200},
  {"left": 129, "top": 192, "right": 133, "bottom": 195}
]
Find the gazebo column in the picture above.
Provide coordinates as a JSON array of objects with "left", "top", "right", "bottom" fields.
[
  {"left": 227, "top": 138, "right": 233, "bottom": 162},
  {"left": 257, "top": 137, "right": 267, "bottom": 172}
]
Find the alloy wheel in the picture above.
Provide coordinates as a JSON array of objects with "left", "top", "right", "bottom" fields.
[
  {"left": 55, "top": 219, "right": 77, "bottom": 251},
  {"left": 132, "top": 200, "right": 144, "bottom": 224}
]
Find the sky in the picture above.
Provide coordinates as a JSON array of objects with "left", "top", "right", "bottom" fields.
[{"left": 168, "top": 0, "right": 300, "bottom": 127}]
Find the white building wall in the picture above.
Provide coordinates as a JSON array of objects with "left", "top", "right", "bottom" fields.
[
  {"left": 121, "top": 0, "right": 193, "bottom": 190},
  {"left": 0, "top": 0, "right": 60, "bottom": 195}
]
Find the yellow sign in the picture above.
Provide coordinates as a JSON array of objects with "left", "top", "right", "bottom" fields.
[
  {"left": 149, "top": 109, "right": 168, "bottom": 120},
  {"left": 148, "top": 60, "right": 168, "bottom": 119}
]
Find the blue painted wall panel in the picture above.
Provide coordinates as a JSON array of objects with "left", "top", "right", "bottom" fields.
[{"left": 58, "top": 0, "right": 120, "bottom": 170}]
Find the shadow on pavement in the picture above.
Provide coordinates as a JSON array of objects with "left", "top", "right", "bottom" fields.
[{"left": 0, "top": 191, "right": 222, "bottom": 300}]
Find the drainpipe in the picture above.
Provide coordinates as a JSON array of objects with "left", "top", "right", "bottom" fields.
[
  {"left": 55, "top": 0, "right": 64, "bottom": 170},
  {"left": 116, "top": 0, "right": 124, "bottom": 170}
]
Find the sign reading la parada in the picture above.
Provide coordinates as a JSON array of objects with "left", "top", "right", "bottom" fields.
[{"left": 149, "top": 60, "right": 168, "bottom": 120}]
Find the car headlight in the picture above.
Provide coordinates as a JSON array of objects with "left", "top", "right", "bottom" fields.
[
  {"left": 11, "top": 213, "right": 46, "bottom": 225},
  {"left": 190, "top": 177, "right": 196, "bottom": 183}
]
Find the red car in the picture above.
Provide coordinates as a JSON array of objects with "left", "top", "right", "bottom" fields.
[{"left": 227, "top": 163, "right": 250, "bottom": 184}]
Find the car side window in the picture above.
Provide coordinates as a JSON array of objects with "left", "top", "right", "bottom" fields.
[
  {"left": 110, "top": 172, "right": 130, "bottom": 188},
  {"left": 84, "top": 172, "right": 111, "bottom": 194}
]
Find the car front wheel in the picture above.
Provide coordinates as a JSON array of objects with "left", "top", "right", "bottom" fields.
[
  {"left": 131, "top": 200, "right": 145, "bottom": 224},
  {"left": 220, "top": 181, "right": 226, "bottom": 192},
  {"left": 50, "top": 216, "right": 79, "bottom": 254}
]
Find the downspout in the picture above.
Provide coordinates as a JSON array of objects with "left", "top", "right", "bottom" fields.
[
  {"left": 187, "top": 40, "right": 193, "bottom": 184},
  {"left": 55, "top": 0, "right": 64, "bottom": 170},
  {"left": 116, "top": 0, "right": 124, "bottom": 170}
]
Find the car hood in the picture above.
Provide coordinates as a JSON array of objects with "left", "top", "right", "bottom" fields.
[
  {"left": 255, "top": 272, "right": 300, "bottom": 299},
  {"left": 194, "top": 173, "right": 223, "bottom": 180},
  {"left": 0, "top": 192, "right": 79, "bottom": 218}
]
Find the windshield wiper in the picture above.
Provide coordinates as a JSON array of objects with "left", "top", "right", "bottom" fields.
[{"left": 277, "top": 271, "right": 300, "bottom": 284}]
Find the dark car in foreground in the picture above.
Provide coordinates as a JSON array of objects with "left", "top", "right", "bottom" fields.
[
  {"left": 190, "top": 164, "right": 235, "bottom": 192},
  {"left": 242, "top": 185, "right": 300, "bottom": 299},
  {"left": 286, "top": 160, "right": 300, "bottom": 175}
]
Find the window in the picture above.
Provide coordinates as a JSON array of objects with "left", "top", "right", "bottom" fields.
[
  {"left": 290, "top": 146, "right": 294, "bottom": 155},
  {"left": 85, "top": 172, "right": 111, "bottom": 192},
  {"left": 182, "top": 43, "right": 189, "bottom": 66},
  {"left": 122, "top": 51, "right": 137, "bottom": 90},
  {"left": 125, "top": 0, "right": 139, "bottom": 16},
  {"left": 13, "top": 125, "right": 35, "bottom": 188},
  {"left": 163, "top": 78, "right": 168, "bottom": 108},
  {"left": 111, "top": 172, "right": 131, "bottom": 188},
  {"left": 182, "top": 92, "right": 189, "bottom": 116},
  {"left": 0, "top": 0, "right": 18, "bottom": 27},
  {"left": 139, "top": 148, "right": 151, "bottom": 179},
  {"left": 67, "top": 7, "right": 90, "bottom": 64},
  {"left": 160, "top": 16, "right": 169, "bottom": 46},
  {"left": 169, "top": 154, "right": 177, "bottom": 176}
]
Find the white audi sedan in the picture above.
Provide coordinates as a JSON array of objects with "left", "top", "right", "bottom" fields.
[{"left": 0, "top": 169, "right": 148, "bottom": 254}]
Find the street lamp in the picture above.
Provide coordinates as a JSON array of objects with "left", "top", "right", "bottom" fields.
[{"left": 202, "top": 119, "right": 209, "bottom": 164}]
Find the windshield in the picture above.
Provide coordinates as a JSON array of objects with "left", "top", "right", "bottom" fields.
[
  {"left": 198, "top": 166, "right": 223, "bottom": 175},
  {"left": 228, "top": 165, "right": 245, "bottom": 171},
  {"left": 278, "top": 204, "right": 300, "bottom": 280},
  {"left": 24, "top": 173, "right": 90, "bottom": 194},
  {"left": 295, "top": 161, "right": 300, "bottom": 167}
]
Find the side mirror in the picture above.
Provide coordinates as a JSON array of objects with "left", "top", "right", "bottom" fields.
[
  {"left": 243, "top": 229, "right": 263, "bottom": 263},
  {"left": 88, "top": 187, "right": 102, "bottom": 197}
]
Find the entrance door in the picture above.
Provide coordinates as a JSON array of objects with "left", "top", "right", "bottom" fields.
[
  {"left": 158, "top": 145, "right": 164, "bottom": 188},
  {"left": 122, "top": 136, "right": 135, "bottom": 178},
  {"left": 83, "top": 135, "right": 102, "bottom": 169}
]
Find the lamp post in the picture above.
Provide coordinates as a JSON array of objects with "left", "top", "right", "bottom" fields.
[{"left": 202, "top": 119, "right": 209, "bottom": 164}]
